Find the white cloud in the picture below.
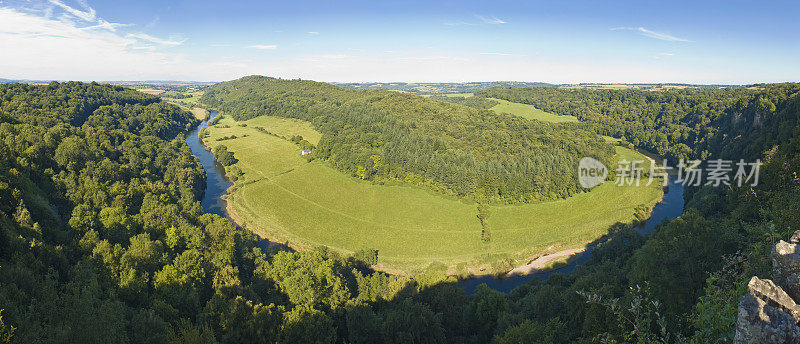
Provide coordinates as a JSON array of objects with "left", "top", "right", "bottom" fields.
[
  {"left": 0, "top": 3, "right": 787, "bottom": 85},
  {"left": 82, "top": 19, "right": 130, "bottom": 32},
  {"left": 611, "top": 27, "right": 692, "bottom": 42},
  {"left": 47, "top": 0, "right": 95, "bottom": 22},
  {"left": 475, "top": 15, "right": 506, "bottom": 24},
  {"left": 396, "top": 56, "right": 469, "bottom": 62},
  {"left": 0, "top": 7, "right": 229, "bottom": 81},
  {"left": 296, "top": 54, "right": 350, "bottom": 62},
  {"left": 446, "top": 15, "right": 506, "bottom": 26},
  {"left": 126, "top": 32, "right": 184, "bottom": 46},
  {"left": 247, "top": 44, "right": 278, "bottom": 50},
  {"left": 443, "top": 21, "right": 477, "bottom": 26},
  {"left": 652, "top": 52, "right": 675, "bottom": 59},
  {"left": 480, "top": 52, "right": 515, "bottom": 56},
  {"left": 308, "top": 31, "right": 319, "bottom": 35}
]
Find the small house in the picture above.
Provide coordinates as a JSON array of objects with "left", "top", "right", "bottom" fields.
[{"left": 301, "top": 149, "right": 312, "bottom": 156}]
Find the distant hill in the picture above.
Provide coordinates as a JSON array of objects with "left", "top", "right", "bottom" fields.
[{"left": 334, "top": 81, "right": 556, "bottom": 94}]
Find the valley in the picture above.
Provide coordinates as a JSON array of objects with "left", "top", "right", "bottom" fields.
[{"left": 198, "top": 86, "right": 664, "bottom": 274}]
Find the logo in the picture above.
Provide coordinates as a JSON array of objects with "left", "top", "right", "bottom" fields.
[{"left": 578, "top": 157, "right": 608, "bottom": 189}]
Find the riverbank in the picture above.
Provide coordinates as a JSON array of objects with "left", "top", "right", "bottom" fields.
[
  {"left": 188, "top": 111, "right": 685, "bottom": 293},
  {"left": 191, "top": 107, "right": 209, "bottom": 121},
  {"left": 197, "top": 115, "right": 666, "bottom": 278},
  {"left": 505, "top": 247, "right": 587, "bottom": 276}
]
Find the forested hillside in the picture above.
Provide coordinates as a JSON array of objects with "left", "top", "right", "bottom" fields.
[
  {"left": 478, "top": 85, "right": 800, "bottom": 162},
  {"left": 0, "top": 82, "right": 472, "bottom": 343},
  {"left": 201, "top": 76, "right": 614, "bottom": 203},
  {"left": 2, "top": 81, "right": 798, "bottom": 343},
  {"left": 474, "top": 83, "right": 800, "bottom": 342},
  {"left": 428, "top": 95, "right": 499, "bottom": 109}
]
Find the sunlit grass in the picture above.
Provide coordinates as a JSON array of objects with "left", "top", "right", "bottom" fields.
[{"left": 206, "top": 115, "right": 662, "bottom": 274}]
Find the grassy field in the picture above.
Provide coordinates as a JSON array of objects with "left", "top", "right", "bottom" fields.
[
  {"left": 488, "top": 98, "right": 578, "bottom": 123},
  {"left": 190, "top": 107, "right": 209, "bottom": 120},
  {"left": 136, "top": 88, "right": 166, "bottom": 95},
  {"left": 442, "top": 92, "right": 475, "bottom": 97},
  {"left": 205, "top": 114, "right": 662, "bottom": 274}
]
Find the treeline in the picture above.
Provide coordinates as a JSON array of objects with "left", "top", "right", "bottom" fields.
[
  {"left": 201, "top": 76, "right": 614, "bottom": 203},
  {"left": 429, "top": 95, "right": 499, "bottom": 109},
  {"left": 1, "top": 81, "right": 798, "bottom": 343},
  {"left": 0, "top": 81, "right": 492, "bottom": 343},
  {"left": 469, "top": 83, "right": 800, "bottom": 342},
  {"left": 478, "top": 85, "right": 800, "bottom": 162}
]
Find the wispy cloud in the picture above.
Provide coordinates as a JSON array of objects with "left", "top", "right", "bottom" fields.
[
  {"left": 480, "top": 52, "right": 515, "bottom": 56},
  {"left": 31, "top": 0, "right": 183, "bottom": 48},
  {"left": 0, "top": 7, "right": 204, "bottom": 80},
  {"left": 130, "top": 45, "right": 156, "bottom": 51},
  {"left": 296, "top": 54, "right": 350, "bottom": 62},
  {"left": 445, "top": 15, "right": 506, "bottom": 26},
  {"left": 247, "top": 44, "right": 278, "bottom": 50},
  {"left": 611, "top": 27, "right": 692, "bottom": 42},
  {"left": 127, "top": 33, "right": 184, "bottom": 46},
  {"left": 652, "top": 52, "right": 675, "bottom": 59},
  {"left": 396, "top": 56, "right": 469, "bottom": 62},
  {"left": 81, "top": 19, "right": 130, "bottom": 32},
  {"left": 475, "top": 15, "right": 506, "bottom": 24},
  {"left": 444, "top": 21, "right": 478, "bottom": 27},
  {"left": 47, "top": 0, "right": 95, "bottom": 22},
  {"left": 308, "top": 31, "right": 319, "bottom": 35}
]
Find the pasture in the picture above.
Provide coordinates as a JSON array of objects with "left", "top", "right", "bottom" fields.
[
  {"left": 488, "top": 98, "right": 578, "bottom": 123},
  {"left": 206, "top": 114, "right": 662, "bottom": 274}
]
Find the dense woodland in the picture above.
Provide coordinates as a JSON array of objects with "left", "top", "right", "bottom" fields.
[
  {"left": 201, "top": 76, "right": 614, "bottom": 203},
  {"left": 428, "top": 95, "right": 499, "bottom": 109},
  {"left": 478, "top": 85, "right": 800, "bottom": 162},
  {"left": 0, "top": 80, "right": 799, "bottom": 343}
]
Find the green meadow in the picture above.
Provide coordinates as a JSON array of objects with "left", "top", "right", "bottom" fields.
[
  {"left": 206, "top": 114, "right": 663, "bottom": 274},
  {"left": 488, "top": 98, "right": 579, "bottom": 123}
]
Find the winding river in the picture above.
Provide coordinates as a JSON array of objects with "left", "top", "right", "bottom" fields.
[{"left": 186, "top": 110, "right": 686, "bottom": 293}]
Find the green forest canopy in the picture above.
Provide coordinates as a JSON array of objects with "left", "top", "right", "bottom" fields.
[
  {"left": 477, "top": 84, "right": 800, "bottom": 162},
  {"left": 0, "top": 80, "right": 798, "bottom": 343},
  {"left": 201, "top": 76, "right": 615, "bottom": 204}
]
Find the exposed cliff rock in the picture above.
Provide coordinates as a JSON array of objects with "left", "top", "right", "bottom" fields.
[{"left": 735, "top": 232, "right": 800, "bottom": 343}]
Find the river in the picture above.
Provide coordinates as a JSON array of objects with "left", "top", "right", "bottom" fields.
[
  {"left": 457, "top": 178, "right": 685, "bottom": 293},
  {"left": 186, "top": 110, "right": 686, "bottom": 293}
]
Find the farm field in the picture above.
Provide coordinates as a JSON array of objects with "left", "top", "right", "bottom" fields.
[
  {"left": 205, "top": 113, "right": 663, "bottom": 274},
  {"left": 135, "top": 88, "right": 166, "bottom": 95},
  {"left": 488, "top": 98, "right": 579, "bottom": 123}
]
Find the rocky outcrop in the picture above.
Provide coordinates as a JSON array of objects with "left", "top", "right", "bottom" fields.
[{"left": 735, "top": 232, "right": 800, "bottom": 343}]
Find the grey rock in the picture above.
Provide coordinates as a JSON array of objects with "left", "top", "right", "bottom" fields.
[
  {"left": 735, "top": 292, "right": 800, "bottom": 344},
  {"left": 747, "top": 277, "right": 800, "bottom": 323},
  {"left": 773, "top": 241, "right": 800, "bottom": 300},
  {"left": 789, "top": 231, "right": 800, "bottom": 244},
  {"left": 735, "top": 234, "right": 800, "bottom": 343}
]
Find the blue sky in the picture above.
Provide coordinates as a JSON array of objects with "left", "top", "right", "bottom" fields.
[{"left": 1, "top": 0, "right": 798, "bottom": 83}]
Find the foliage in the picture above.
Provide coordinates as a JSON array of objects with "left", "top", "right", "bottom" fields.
[
  {"left": 203, "top": 115, "right": 663, "bottom": 273},
  {"left": 478, "top": 84, "right": 800, "bottom": 162},
  {"left": 429, "top": 95, "right": 499, "bottom": 109},
  {"left": 213, "top": 145, "right": 237, "bottom": 166},
  {"left": 201, "top": 76, "right": 615, "bottom": 204},
  {"left": 2, "top": 80, "right": 799, "bottom": 344}
]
